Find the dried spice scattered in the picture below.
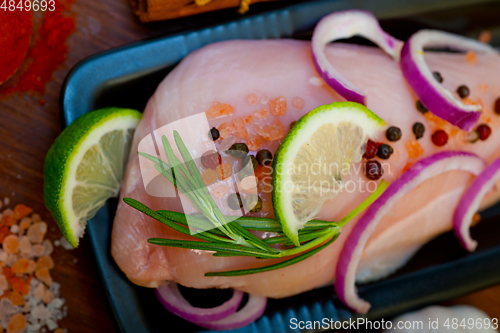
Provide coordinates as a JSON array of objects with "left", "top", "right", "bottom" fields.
[
  {"left": 0, "top": 10, "right": 33, "bottom": 85},
  {"left": 0, "top": 201, "right": 67, "bottom": 332},
  {"left": 0, "top": 0, "right": 75, "bottom": 98}
]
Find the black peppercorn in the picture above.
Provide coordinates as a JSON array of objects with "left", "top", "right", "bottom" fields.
[
  {"left": 227, "top": 193, "right": 243, "bottom": 210},
  {"left": 208, "top": 127, "right": 220, "bottom": 141},
  {"left": 416, "top": 100, "right": 428, "bottom": 114},
  {"left": 226, "top": 143, "right": 249, "bottom": 159},
  {"left": 494, "top": 97, "right": 500, "bottom": 115},
  {"left": 256, "top": 149, "right": 273, "bottom": 166},
  {"left": 242, "top": 154, "right": 258, "bottom": 171},
  {"left": 412, "top": 122, "right": 425, "bottom": 140},
  {"left": 364, "top": 160, "right": 383, "bottom": 180},
  {"left": 377, "top": 144, "right": 394, "bottom": 159},
  {"left": 245, "top": 194, "right": 263, "bottom": 213},
  {"left": 386, "top": 126, "right": 402, "bottom": 142},
  {"left": 457, "top": 85, "right": 470, "bottom": 98},
  {"left": 433, "top": 71, "right": 443, "bottom": 83}
]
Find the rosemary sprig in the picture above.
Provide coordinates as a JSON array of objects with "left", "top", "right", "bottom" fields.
[{"left": 126, "top": 131, "right": 388, "bottom": 276}]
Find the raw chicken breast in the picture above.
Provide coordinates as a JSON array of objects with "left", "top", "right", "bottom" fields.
[{"left": 111, "top": 39, "right": 500, "bottom": 298}]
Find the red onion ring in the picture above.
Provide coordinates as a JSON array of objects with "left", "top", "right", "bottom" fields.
[
  {"left": 400, "top": 30, "right": 498, "bottom": 131},
  {"left": 335, "top": 151, "right": 486, "bottom": 313},
  {"left": 454, "top": 156, "right": 500, "bottom": 251},
  {"left": 196, "top": 293, "right": 267, "bottom": 331},
  {"left": 312, "top": 10, "right": 402, "bottom": 105},
  {"left": 155, "top": 282, "right": 244, "bottom": 323}
]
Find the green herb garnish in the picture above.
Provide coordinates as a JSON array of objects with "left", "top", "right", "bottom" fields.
[{"left": 124, "top": 131, "right": 388, "bottom": 276}]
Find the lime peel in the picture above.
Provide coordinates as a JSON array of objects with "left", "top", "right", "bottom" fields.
[
  {"left": 272, "top": 102, "right": 386, "bottom": 246},
  {"left": 44, "top": 107, "right": 142, "bottom": 247}
]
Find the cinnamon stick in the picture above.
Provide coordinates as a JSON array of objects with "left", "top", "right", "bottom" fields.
[{"left": 130, "top": 0, "right": 279, "bottom": 22}]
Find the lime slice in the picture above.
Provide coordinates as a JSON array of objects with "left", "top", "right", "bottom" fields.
[
  {"left": 44, "top": 107, "right": 142, "bottom": 247},
  {"left": 272, "top": 102, "right": 386, "bottom": 245}
]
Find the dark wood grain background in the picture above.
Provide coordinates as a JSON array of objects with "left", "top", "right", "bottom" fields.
[{"left": 1, "top": 0, "right": 500, "bottom": 332}]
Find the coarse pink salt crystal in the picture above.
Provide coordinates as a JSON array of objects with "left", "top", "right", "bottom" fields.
[
  {"left": 212, "top": 185, "right": 228, "bottom": 199},
  {"left": 240, "top": 176, "right": 258, "bottom": 192},
  {"left": 255, "top": 120, "right": 286, "bottom": 141},
  {"left": 7, "top": 312, "right": 26, "bottom": 333},
  {"left": 206, "top": 102, "right": 235, "bottom": 119},
  {"left": 11, "top": 258, "right": 33, "bottom": 274},
  {"left": 0, "top": 274, "right": 8, "bottom": 292},
  {"left": 27, "top": 222, "right": 47, "bottom": 244},
  {"left": 254, "top": 108, "right": 269, "bottom": 120},
  {"left": 31, "top": 214, "right": 41, "bottom": 222},
  {"left": 3, "top": 235, "right": 19, "bottom": 254},
  {"left": 9, "top": 225, "right": 18, "bottom": 234},
  {"left": 36, "top": 256, "right": 55, "bottom": 270},
  {"left": 42, "top": 239, "right": 53, "bottom": 256},
  {"left": 33, "top": 283, "right": 45, "bottom": 300},
  {"left": 246, "top": 94, "right": 257, "bottom": 105},
  {"left": 18, "top": 218, "right": 31, "bottom": 234},
  {"left": 292, "top": 97, "right": 304, "bottom": 110},
  {"left": 43, "top": 290, "right": 54, "bottom": 304},
  {"left": 246, "top": 134, "right": 263, "bottom": 151},
  {"left": 18, "top": 237, "right": 31, "bottom": 257},
  {"left": 0, "top": 250, "right": 7, "bottom": 262},
  {"left": 465, "top": 50, "right": 477, "bottom": 64},
  {"left": 31, "top": 244, "right": 45, "bottom": 257},
  {"left": 269, "top": 97, "right": 287, "bottom": 116},
  {"left": 478, "top": 30, "right": 492, "bottom": 43},
  {"left": 35, "top": 268, "right": 52, "bottom": 286}
]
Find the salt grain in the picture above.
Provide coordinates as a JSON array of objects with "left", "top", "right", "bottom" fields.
[
  {"left": 0, "top": 249, "right": 7, "bottom": 261},
  {"left": 0, "top": 275, "right": 8, "bottom": 293},
  {"left": 27, "top": 222, "right": 47, "bottom": 243},
  {"left": 33, "top": 283, "right": 45, "bottom": 300},
  {"left": 31, "top": 304, "right": 52, "bottom": 320},
  {"left": 53, "top": 240, "right": 60, "bottom": 247},
  {"left": 5, "top": 254, "right": 19, "bottom": 266},
  {"left": 4, "top": 197, "right": 10, "bottom": 206},
  {"left": 19, "top": 236, "right": 32, "bottom": 257},
  {"left": 45, "top": 318, "right": 58, "bottom": 330},
  {"left": 27, "top": 323, "right": 41, "bottom": 332},
  {"left": 42, "top": 240, "right": 53, "bottom": 256},
  {"left": 31, "top": 244, "right": 45, "bottom": 257},
  {"left": 10, "top": 224, "right": 19, "bottom": 233}
]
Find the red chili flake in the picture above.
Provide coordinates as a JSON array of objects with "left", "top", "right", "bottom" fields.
[
  {"left": 1, "top": 0, "right": 76, "bottom": 96},
  {"left": 477, "top": 124, "right": 491, "bottom": 141},
  {"left": 431, "top": 130, "right": 448, "bottom": 146}
]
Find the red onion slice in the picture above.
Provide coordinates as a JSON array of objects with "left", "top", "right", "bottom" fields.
[
  {"left": 155, "top": 282, "right": 244, "bottom": 323},
  {"left": 335, "top": 151, "right": 486, "bottom": 313},
  {"left": 400, "top": 30, "right": 498, "bottom": 131},
  {"left": 312, "top": 10, "right": 403, "bottom": 105},
  {"left": 196, "top": 293, "right": 267, "bottom": 331},
  {"left": 454, "top": 156, "right": 500, "bottom": 251}
]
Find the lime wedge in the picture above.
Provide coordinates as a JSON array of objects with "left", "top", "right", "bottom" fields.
[
  {"left": 272, "top": 102, "right": 386, "bottom": 245},
  {"left": 44, "top": 107, "right": 142, "bottom": 247}
]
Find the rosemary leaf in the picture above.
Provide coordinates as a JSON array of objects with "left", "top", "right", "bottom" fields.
[
  {"left": 148, "top": 238, "right": 280, "bottom": 258},
  {"left": 205, "top": 234, "right": 339, "bottom": 277},
  {"left": 124, "top": 198, "right": 227, "bottom": 243}
]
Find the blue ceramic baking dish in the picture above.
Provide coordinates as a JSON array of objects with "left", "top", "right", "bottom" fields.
[{"left": 60, "top": 0, "right": 500, "bottom": 332}]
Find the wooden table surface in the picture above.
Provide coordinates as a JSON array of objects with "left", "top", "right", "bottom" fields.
[{"left": 1, "top": 0, "right": 500, "bottom": 332}]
